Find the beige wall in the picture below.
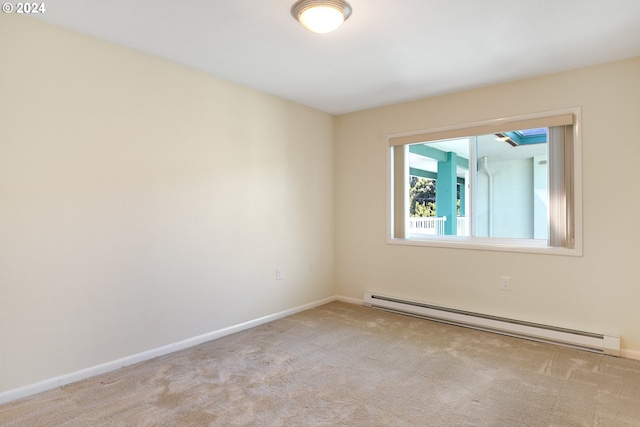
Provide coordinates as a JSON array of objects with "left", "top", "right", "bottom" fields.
[
  {"left": 335, "top": 56, "right": 640, "bottom": 356},
  {"left": 0, "top": 16, "right": 335, "bottom": 393}
]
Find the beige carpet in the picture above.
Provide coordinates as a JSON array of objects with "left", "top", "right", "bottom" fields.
[{"left": 1, "top": 301, "right": 640, "bottom": 426}]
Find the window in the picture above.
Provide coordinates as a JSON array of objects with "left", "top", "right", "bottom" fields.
[{"left": 388, "top": 109, "right": 581, "bottom": 255}]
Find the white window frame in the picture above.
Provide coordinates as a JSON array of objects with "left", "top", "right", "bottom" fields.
[{"left": 386, "top": 108, "right": 582, "bottom": 256}]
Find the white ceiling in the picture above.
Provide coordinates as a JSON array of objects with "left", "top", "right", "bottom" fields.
[{"left": 33, "top": 0, "right": 640, "bottom": 115}]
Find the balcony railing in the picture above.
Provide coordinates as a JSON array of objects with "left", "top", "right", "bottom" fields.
[{"left": 408, "top": 216, "right": 468, "bottom": 236}]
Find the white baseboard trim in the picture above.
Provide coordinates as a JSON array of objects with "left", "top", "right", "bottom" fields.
[
  {"left": 335, "top": 295, "right": 363, "bottom": 305},
  {"left": 0, "top": 295, "right": 336, "bottom": 406},
  {"left": 621, "top": 349, "right": 640, "bottom": 361}
]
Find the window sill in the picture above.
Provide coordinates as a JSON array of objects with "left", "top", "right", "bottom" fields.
[{"left": 387, "top": 236, "right": 582, "bottom": 256}]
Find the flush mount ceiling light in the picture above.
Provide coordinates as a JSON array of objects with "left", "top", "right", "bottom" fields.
[{"left": 291, "top": 0, "right": 353, "bottom": 34}]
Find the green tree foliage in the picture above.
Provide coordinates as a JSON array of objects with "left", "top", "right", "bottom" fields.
[{"left": 409, "top": 176, "right": 436, "bottom": 217}]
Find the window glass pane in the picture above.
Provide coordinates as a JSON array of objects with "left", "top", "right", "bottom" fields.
[
  {"left": 408, "top": 138, "right": 470, "bottom": 236},
  {"left": 475, "top": 130, "right": 548, "bottom": 240}
]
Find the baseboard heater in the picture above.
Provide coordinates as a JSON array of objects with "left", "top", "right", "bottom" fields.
[{"left": 363, "top": 292, "right": 620, "bottom": 356}]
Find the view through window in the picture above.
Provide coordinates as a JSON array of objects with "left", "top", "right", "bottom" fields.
[
  {"left": 389, "top": 111, "right": 579, "bottom": 253},
  {"left": 408, "top": 128, "right": 549, "bottom": 240}
]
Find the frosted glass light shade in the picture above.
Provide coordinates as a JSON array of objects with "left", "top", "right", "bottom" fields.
[
  {"left": 291, "top": 0, "right": 352, "bottom": 34},
  {"left": 299, "top": 6, "right": 344, "bottom": 33}
]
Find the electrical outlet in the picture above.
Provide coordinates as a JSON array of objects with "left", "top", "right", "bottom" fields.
[
  {"left": 500, "top": 276, "right": 511, "bottom": 291},
  {"left": 308, "top": 263, "right": 314, "bottom": 272},
  {"left": 276, "top": 267, "right": 283, "bottom": 280}
]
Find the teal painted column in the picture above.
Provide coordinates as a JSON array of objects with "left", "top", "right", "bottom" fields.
[{"left": 436, "top": 152, "right": 457, "bottom": 235}]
